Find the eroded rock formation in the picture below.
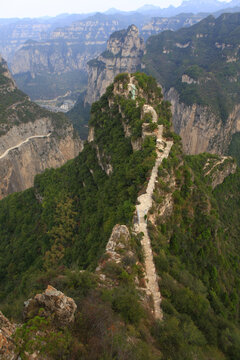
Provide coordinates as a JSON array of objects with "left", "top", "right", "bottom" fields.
[{"left": 23, "top": 285, "right": 77, "bottom": 326}]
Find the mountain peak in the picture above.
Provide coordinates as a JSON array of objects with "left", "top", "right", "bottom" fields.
[{"left": 85, "top": 25, "right": 144, "bottom": 105}]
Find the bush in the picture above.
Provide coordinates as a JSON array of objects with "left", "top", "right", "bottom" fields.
[{"left": 112, "top": 286, "right": 144, "bottom": 325}]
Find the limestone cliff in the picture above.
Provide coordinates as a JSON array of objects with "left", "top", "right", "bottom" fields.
[
  {"left": 0, "top": 123, "right": 82, "bottom": 199},
  {"left": 85, "top": 25, "right": 144, "bottom": 105},
  {"left": 0, "top": 56, "right": 83, "bottom": 199},
  {"left": 10, "top": 39, "right": 103, "bottom": 77},
  {"left": 166, "top": 88, "right": 240, "bottom": 155},
  {"left": 10, "top": 14, "right": 124, "bottom": 90}
]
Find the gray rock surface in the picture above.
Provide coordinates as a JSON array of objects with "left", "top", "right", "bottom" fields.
[
  {"left": 0, "top": 123, "right": 83, "bottom": 199},
  {"left": 166, "top": 87, "right": 240, "bottom": 155},
  {"left": 23, "top": 285, "right": 77, "bottom": 326},
  {"left": 0, "top": 56, "right": 83, "bottom": 199}
]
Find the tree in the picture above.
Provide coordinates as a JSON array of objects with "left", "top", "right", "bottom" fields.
[{"left": 44, "top": 197, "right": 77, "bottom": 269}]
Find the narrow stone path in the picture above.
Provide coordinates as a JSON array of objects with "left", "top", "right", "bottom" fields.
[
  {"left": 204, "top": 156, "right": 229, "bottom": 176},
  {"left": 0, "top": 133, "right": 51, "bottom": 160},
  {"left": 135, "top": 106, "right": 173, "bottom": 320}
]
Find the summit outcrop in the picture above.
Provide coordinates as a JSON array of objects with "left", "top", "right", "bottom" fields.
[{"left": 85, "top": 25, "right": 145, "bottom": 105}]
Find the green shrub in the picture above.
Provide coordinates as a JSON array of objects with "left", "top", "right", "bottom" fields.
[{"left": 112, "top": 286, "right": 144, "bottom": 325}]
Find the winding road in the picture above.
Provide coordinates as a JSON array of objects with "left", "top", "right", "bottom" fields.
[{"left": 0, "top": 133, "right": 51, "bottom": 160}]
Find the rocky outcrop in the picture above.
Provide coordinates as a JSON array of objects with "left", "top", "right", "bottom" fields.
[
  {"left": 0, "top": 311, "right": 17, "bottom": 360},
  {"left": 96, "top": 225, "right": 131, "bottom": 272},
  {"left": 166, "top": 88, "right": 240, "bottom": 155},
  {"left": 23, "top": 285, "right": 77, "bottom": 326},
  {"left": 85, "top": 25, "right": 144, "bottom": 105}
]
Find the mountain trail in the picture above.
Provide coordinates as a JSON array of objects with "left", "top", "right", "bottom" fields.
[{"left": 135, "top": 105, "right": 173, "bottom": 319}]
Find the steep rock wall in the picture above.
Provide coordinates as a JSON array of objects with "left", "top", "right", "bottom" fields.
[
  {"left": 10, "top": 41, "right": 103, "bottom": 76},
  {"left": 0, "top": 55, "right": 83, "bottom": 199},
  {"left": 0, "top": 123, "right": 83, "bottom": 199},
  {"left": 166, "top": 88, "right": 240, "bottom": 155}
]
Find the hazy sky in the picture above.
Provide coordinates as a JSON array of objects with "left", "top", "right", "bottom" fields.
[{"left": 1, "top": 0, "right": 231, "bottom": 18}]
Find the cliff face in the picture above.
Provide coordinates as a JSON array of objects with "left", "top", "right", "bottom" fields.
[
  {"left": 50, "top": 14, "right": 122, "bottom": 42},
  {"left": 166, "top": 88, "right": 240, "bottom": 155},
  {"left": 10, "top": 40, "right": 104, "bottom": 76},
  {"left": 10, "top": 15, "right": 124, "bottom": 78},
  {"left": 0, "top": 56, "right": 83, "bottom": 199},
  {"left": 85, "top": 25, "right": 145, "bottom": 105},
  {"left": 0, "top": 123, "right": 82, "bottom": 199},
  {"left": 0, "top": 15, "right": 87, "bottom": 62}
]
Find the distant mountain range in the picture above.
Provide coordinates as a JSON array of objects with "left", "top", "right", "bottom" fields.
[{"left": 137, "top": 0, "right": 240, "bottom": 16}]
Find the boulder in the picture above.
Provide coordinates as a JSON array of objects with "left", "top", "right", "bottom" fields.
[{"left": 23, "top": 285, "right": 77, "bottom": 327}]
